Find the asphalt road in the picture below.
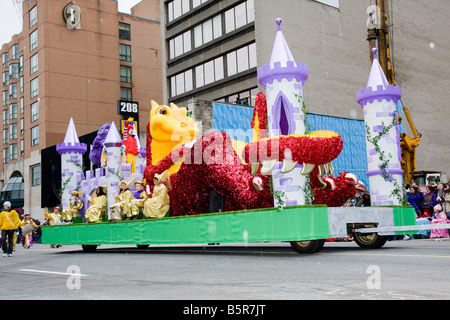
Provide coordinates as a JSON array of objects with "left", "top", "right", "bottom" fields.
[{"left": 1, "top": 238, "right": 450, "bottom": 301}]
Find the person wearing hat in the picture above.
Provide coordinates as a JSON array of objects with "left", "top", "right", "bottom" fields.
[
  {"left": 143, "top": 171, "right": 170, "bottom": 219},
  {"left": 20, "top": 213, "right": 38, "bottom": 249},
  {"left": 44, "top": 206, "right": 62, "bottom": 248},
  {"left": 131, "top": 180, "right": 149, "bottom": 219},
  {"left": 61, "top": 191, "right": 84, "bottom": 223},
  {"left": 0, "top": 201, "right": 21, "bottom": 257},
  {"left": 110, "top": 179, "right": 134, "bottom": 221},
  {"left": 85, "top": 186, "right": 107, "bottom": 223},
  {"left": 344, "top": 181, "right": 366, "bottom": 207},
  {"left": 430, "top": 204, "right": 450, "bottom": 239}
]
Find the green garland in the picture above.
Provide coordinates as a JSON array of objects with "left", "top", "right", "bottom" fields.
[{"left": 365, "top": 113, "right": 407, "bottom": 205}]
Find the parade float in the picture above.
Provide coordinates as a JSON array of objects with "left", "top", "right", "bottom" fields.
[{"left": 42, "top": 19, "right": 416, "bottom": 254}]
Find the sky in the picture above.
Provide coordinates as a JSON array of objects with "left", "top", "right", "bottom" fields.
[{"left": 0, "top": 0, "right": 142, "bottom": 46}]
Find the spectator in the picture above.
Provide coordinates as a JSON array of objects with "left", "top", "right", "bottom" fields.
[
  {"left": 407, "top": 186, "right": 423, "bottom": 215},
  {"left": 421, "top": 185, "right": 437, "bottom": 217},
  {"left": 430, "top": 204, "right": 449, "bottom": 239},
  {"left": 0, "top": 201, "right": 21, "bottom": 257}
]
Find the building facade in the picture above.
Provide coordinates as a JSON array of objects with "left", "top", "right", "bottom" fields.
[
  {"left": 0, "top": 0, "right": 161, "bottom": 219},
  {"left": 161, "top": 0, "right": 450, "bottom": 182}
]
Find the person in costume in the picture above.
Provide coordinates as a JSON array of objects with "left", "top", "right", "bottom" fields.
[
  {"left": 44, "top": 206, "right": 62, "bottom": 248},
  {"left": 61, "top": 191, "right": 84, "bottom": 223},
  {"left": 131, "top": 180, "right": 149, "bottom": 219},
  {"left": 0, "top": 201, "right": 21, "bottom": 257},
  {"left": 85, "top": 186, "right": 107, "bottom": 223},
  {"left": 122, "top": 118, "right": 140, "bottom": 173},
  {"left": 110, "top": 179, "right": 134, "bottom": 220},
  {"left": 143, "top": 171, "right": 170, "bottom": 218},
  {"left": 20, "top": 213, "right": 37, "bottom": 249}
]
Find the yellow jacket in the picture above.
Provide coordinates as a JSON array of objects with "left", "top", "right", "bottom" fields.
[{"left": 0, "top": 210, "right": 21, "bottom": 230}]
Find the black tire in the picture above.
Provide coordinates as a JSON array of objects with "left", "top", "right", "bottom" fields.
[
  {"left": 81, "top": 245, "right": 98, "bottom": 252},
  {"left": 353, "top": 232, "right": 387, "bottom": 249},
  {"left": 136, "top": 244, "right": 149, "bottom": 249},
  {"left": 290, "top": 239, "right": 325, "bottom": 254}
]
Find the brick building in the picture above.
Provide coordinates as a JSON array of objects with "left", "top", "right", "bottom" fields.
[{"left": 0, "top": 0, "right": 161, "bottom": 218}]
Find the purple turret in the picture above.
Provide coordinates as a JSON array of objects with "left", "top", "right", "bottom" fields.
[
  {"left": 357, "top": 48, "right": 403, "bottom": 205},
  {"left": 57, "top": 118, "right": 87, "bottom": 211}
]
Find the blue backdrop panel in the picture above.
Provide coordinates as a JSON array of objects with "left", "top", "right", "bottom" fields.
[{"left": 212, "top": 102, "right": 369, "bottom": 189}]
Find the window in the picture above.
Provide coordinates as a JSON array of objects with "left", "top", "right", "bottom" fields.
[
  {"left": 225, "top": 0, "right": 254, "bottom": 33},
  {"left": 2, "top": 52, "right": 8, "bottom": 68},
  {"left": 11, "top": 44, "right": 19, "bottom": 60},
  {"left": 9, "top": 63, "right": 19, "bottom": 79},
  {"left": 195, "top": 57, "right": 223, "bottom": 88},
  {"left": 3, "top": 149, "right": 8, "bottom": 164},
  {"left": 30, "top": 77, "right": 39, "bottom": 98},
  {"left": 31, "top": 125, "right": 39, "bottom": 146},
  {"left": 20, "top": 97, "right": 24, "bottom": 114},
  {"left": 10, "top": 123, "right": 17, "bottom": 140},
  {"left": 30, "top": 53, "right": 38, "bottom": 74},
  {"left": 9, "top": 144, "right": 17, "bottom": 160},
  {"left": 9, "top": 103, "right": 17, "bottom": 119},
  {"left": 20, "top": 118, "right": 24, "bottom": 135},
  {"left": 120, "top": 87, "right": 132, "bottom": 101},
  {"left": 167, "top": 0, "right": 190, "bottom": 22},
  {"left": 2, "top": 72, "right": 8, "bottom": 87},
  {"left": 3, "top": 91, "right": 8, "bottom": 106},
  {"left": 31, "top": 100, "right": 39, "bottom": 122},
  {"left": 120, "top": 65, "right": 132, "bottom": 83},
  {"left": 20, "top": 139, "right": 24, "bottom": 156},
  {"left": 3, "top": 129, "right": 9, "bottom": 144},
  {"left": 227, "top": 43, "right": 256, "bottom": 75},
  {"left": 119, "top": 44, "right": 131, "bottom": 61},
  {"left": 193, "top": 15, "right": 222, "bottom": 48},
  {"left": 3, "top": 109, "right": 9, "bottom": 125},
  {"left": 29, "top": 6, "right": 37, "bottom": 28},
  {"left": 31, "top": 165, "right": 41, "bottom": 186},
  {"left": 9, "top": 83, "right": 17, "bottom": 99},
  {"left": 119, "top": 23, "right": 131, "bottom": 40},
  {"left": 20, "top": 77, "right": 23, "bottom": 93},
  {"left": 192, "top": 0, "right": 208, "bottom": 8},
  {"left": 30, "top": 29, "right": 38, "bottom": 51},
  {"left": 170, "top": 69, "right": 192, "bottom": 97},
  {"left": 19, "top": 55, "right": 23, "bottom": 72},
  {"left": 169, "top": 31, "right": 191, "bottom": 59}
]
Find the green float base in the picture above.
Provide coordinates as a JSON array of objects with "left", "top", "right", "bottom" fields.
[{"left": 42, "top": 205, "right": 417, "bottom": 246}]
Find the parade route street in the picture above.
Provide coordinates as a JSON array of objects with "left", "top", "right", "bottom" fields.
[{"left": 1, "top": 239, "right": 450, "bottom": 300}]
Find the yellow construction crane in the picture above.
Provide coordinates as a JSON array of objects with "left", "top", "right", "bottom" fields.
[{"left": 366, "top": 0, "right": 421, "bottom": 185}]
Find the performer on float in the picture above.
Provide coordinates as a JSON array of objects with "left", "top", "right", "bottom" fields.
[
  {"left": 20, "top": 213, "right": 37, "bottom": 249},
  {"left": 131, "top": 180, "right": 149, "bottom": 219},
  {"left": 0, "top": 201, "right": 21, "bottom": 257},
  {"left": 61, "top": 191, "right": 84, "bottom": 223},
  {"left": 143, "top": 171, "right": 170, "bottom": 218},
  {"left": 122, "top": 118, "right": 140, "bottom": 173},
  {"left": 110, "top": 179, "right": 134, "bottom": 220},
  {"left": 44, "top": 206, "right": 62, "bottom": 248},
  {"left": 85, "top": 186, "right": 107, "bottom": 223}
]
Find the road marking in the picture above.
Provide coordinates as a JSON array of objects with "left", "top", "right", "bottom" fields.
[
  {"left": 319, "top": 252, "right": 450, "bottom": 259},
  {"left": 19, "top": 268, "right": 89, "bottom": 277}
]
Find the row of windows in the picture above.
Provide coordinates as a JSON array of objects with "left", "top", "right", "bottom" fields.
[
  {"left": 170, "top": 43, "right": 256, "bottom": 98},
  {"left": 167, "top": 0, "right": 209, "bottom": 23},
  {"left": 1, "top": 126, "right": 39, "bottom": 163},
  {"left": 169, "top": 0, "right": 254, "bottom": 60}
]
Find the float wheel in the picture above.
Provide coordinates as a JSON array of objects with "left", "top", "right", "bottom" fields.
[
  {"left": 353, "top": 225, "right": 387, "bottom": 249},
  {"left": 290, "top": 239, "right": 325, "bottom": 254},
  {"left": 81, "top": 245, "right": 98, "bottom": 252}
]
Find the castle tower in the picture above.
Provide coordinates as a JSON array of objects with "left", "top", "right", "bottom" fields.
[
  {"left": 257, "top": 18, "right": 309, "bottom": 207},
  {"left": 103, "top": 122, "right": 123, "bottom": 220},
  {"left": 56, "top": 118, "right": 87, "bottom": 211},
  {"left": 356, "top": 48, "right": 403, "bottom": 205}
]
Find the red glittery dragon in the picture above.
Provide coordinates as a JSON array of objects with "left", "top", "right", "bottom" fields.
[{"left": 143, "top": 93, "right": 358, "bottom": 216}]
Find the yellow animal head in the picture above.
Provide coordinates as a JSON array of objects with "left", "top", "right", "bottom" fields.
[{"left": 150, "top": 100, "right": 199, "bottom": 144}]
